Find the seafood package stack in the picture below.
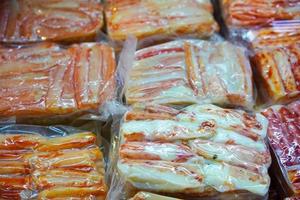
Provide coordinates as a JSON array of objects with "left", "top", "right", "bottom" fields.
[
  {"left": 220, "top": 0, "right": 300, "bottom": 198},
  {"left": 220, "top": 0, "right": 300, "bottom": 105},
  {"left": 0, "top": 0, "right": 299, "bottom": 199}
]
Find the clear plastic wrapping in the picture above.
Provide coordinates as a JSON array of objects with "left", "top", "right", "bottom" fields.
[
  {"left": 0, "top": 0, "right": 103, "bottom": 43},
  {"left": 0, "top": 124, "right": 107, "bottom": 200},
  {"left": 109, "top": 103, "right": 271, "bottom": 199},
  {"left": 251, "top": 43, "right": 300, "bottom": 105},
  {"left": 0, "top": 42, "right": 116, "bottom": 119},
  {"left": 245, "top": 20, "right": 300, "bottom": 105},
  {"left": 220, "top": 0, "right": 300, "bottom": 30},
  {"left": 219, "top": 1, "right": 300, "bottom": 50},
  {"left": 125, "top": 39, "right": 255, "bottom": 109},
  {"left": 262, "top": 101, "right": 300, "bottom": 197},
  {"left": 105, "top": 0, "right": 219, "bottom": 47}
]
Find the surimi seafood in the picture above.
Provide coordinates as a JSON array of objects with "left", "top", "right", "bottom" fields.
[
  {"left": 0, "top": 0, "right": 103, "bottom": 42},
  {"left": 117, "top": 103, "right": 271, "bottom": 198},
  {"left": 105, "top": 0, "right": 218, "bottom": 42},
  {"left": 262, "top": 101, "right": 300, "bottom": 195},
  {"left": 126, "top": 40, "right": 254, "bottom": 109},
  {"left": 0, "top": 43, "right": 116, "bottom": 117}
]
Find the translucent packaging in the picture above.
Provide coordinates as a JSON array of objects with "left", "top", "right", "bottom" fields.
[
  {"left": 105, "top": 0, "right": 219, "bottom": 47},
  {"left": 221, "top": 0, "right": 300, "bottom": 29},
  {"left": 0, "top": 42, "right": 116, "bottom": 119},
  {"left": 0, "top": 0, "right": 103, "bottom": 43},
  {"left": 0, "top": 124, "right": 107, "bottom": 199},
  {"left": 125, "top": 39, "right": 255, "bottom": 109},
  {"left": 220, "top": 1, "right": 300, "bottom": 50},
  {"left": 109, "top": 103, "right": 271, "bottom": 199},
  {"left": 262, "top": 101, "right": 300, "bottom": 197},
  {"left": 241, "top": 20, "right": 300, "bottom": 106},
  {"left": 251, "top": 44, "right": 300, "bottom": 105}
]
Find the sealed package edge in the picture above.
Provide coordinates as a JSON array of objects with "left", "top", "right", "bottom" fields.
[
  {"left": 0, "top": 124, "right": 107, "bottom": 199},
  {"left": 125, "top": 39, "right": 255, "bottom": 109},
  {"left": 109, "top": 103, "right": 271, "bottom": 199},
  {"left": 0, "top": 0, "right": 103, "bottom": 43},
  {"left": 262, "top": 101, "right": 300, "bottom": 197},
  {"left": 105, "top": 0, "right": 219, "bottom": 47},
  {"left": 0, "top": 42, "right": 116, "bottom": 119}
]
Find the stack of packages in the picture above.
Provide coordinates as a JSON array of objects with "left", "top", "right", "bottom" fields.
[
  {"left": 106, "top": 0, "right": 272, "bottom": 199},
  {"left": 0, "top": 0, "right": 114, "bottom": 199},
  {"left": 221, "top": 0, "right": 300, "bottom": 198},
  {"left": 0, "top": 0, "right": 299, "bottom": 199}
]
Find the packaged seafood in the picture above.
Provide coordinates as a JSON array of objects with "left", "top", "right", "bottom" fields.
[
  {"left": 262, "top": 101, "right": 300, "bottom": 197},
  {"left": 221, "top": 0, "right": 300, "bottom": 29},
  {"left": 0, "top": 124, "right": 107, "bottom": 200},
  {"left": 0, "top": 42, "right": 116, "bottom": 118},
  {"left": 125, "top": 40, "right": 254, "bottom": 109},
  {"left": 105, "top": 0, "right": 218, "bottom": 45},
  {"left": 0, "top": 0, "right": 103, "bottom": 43},
  {"left": 251, "top": 43, "right": 300, "bottom": 104},
  {"left": 109, "top": 103, "right": 271, "bottom": 199}
]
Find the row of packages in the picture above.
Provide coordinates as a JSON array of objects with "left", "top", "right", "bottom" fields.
[
  {"left": 1, "top": 101, "right": 299, "bottom": 199},
  {"left": 1, "top": 0, "right": 299, "bottom": 47},
  {"left": 0, "top": 0, "right": 299, "bottom": 200},
  {"left": 1, "top": 38, "right": 298, "bottom": 118},
  {"left": 0, "top": 0, "right": 218, "bottom": 44}
]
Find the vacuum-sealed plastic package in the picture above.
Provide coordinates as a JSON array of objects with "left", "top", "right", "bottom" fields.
[
  {"left": 0, "top": 42, "right": 116, "bottom": 119},
  {"left": 105, "top": 0, "right": 219, "bottom": 47},
  {"left": 0, "top": 0, "right": 103, "bottom": 43},
  {"left": 125, "top": 39, "right": 255, "bottom": 109},
  {"left": 221, "top": 0, "right": 300, "bottom": 29},
  {"left": 219, "top": 1, "right": 300, "bottom": 53},
  {"left": 0, "top": 124, "right": 107, "bottom": 200},
  {"left": 109, "top": 103, "right": 271, "bottom": 199},
  {"left": 262, "top": 101, "right": 300, "bottom": 197},
  {"left": 251, "top": 43, "right": 300, "bottom": 105}
]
